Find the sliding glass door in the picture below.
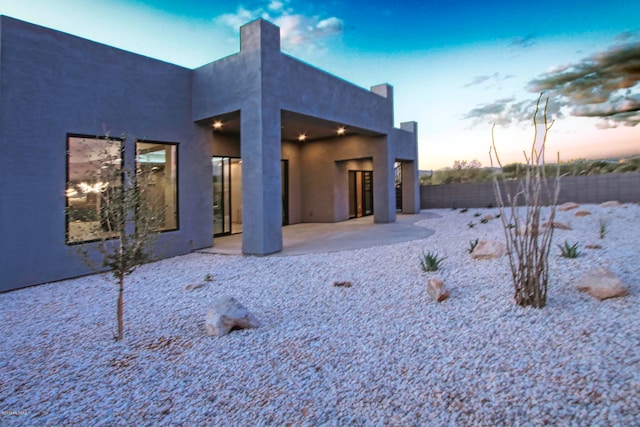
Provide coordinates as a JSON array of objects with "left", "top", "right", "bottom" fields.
[
  {"left": 349, "top": 170, "right": 373, "bottom": 219},
  {"left": 212, "top": 157, "right": 242, "bottom": 236},
  {"left": 213, "top": 157, "right": 289, "bottom": 236}
]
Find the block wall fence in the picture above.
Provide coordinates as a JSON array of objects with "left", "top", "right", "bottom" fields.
[{"left": 420, "top": 173, "right": 640, "bottom": 209}]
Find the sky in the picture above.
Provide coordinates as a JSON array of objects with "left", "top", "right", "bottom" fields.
[{"left": 1, "top": 0, "right": 639, "bottom": 170}]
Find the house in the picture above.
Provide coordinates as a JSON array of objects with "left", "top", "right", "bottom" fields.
[{"left": 0, "top": 16, "right": 419, "bottom": 291}]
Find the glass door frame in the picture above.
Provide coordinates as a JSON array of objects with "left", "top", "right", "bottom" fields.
[
  {"left": 348, "top": 170, "right": 374, "bottom": 219},
  {"left": 213, "top": 156, "right": 243, "bottom": 237},
  {"left": 214, "top": 157, "right": 289, "bottom": 236}
]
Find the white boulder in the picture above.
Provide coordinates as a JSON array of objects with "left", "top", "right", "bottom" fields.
[
  {"left": 205, "top": 297, "right": 260, "bottom": 336},
  {"left": 471, "top": 240, "right": 507, "bottom": 260},
  {"left": 577, "top": 267, "right": 629, "bottom": 300}
]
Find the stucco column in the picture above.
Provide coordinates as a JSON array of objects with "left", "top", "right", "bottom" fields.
[
  {"left": 401, "top": 161, "right": 419, "bottom": 213},
  {"left": 240, "top": 104, "right": 283, "bottom": 255},
  {"left": 237, "top": 18, "right": 283, "bottom": 255},
  {"left": 400, "top": 121, "right": 420, "bottom": 214},
  {"left": 373, "top": 136, "right": 396, "bottom": 223}
]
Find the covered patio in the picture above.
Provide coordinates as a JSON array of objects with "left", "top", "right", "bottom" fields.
[{"left": 198, "top": 212, "right": 436, "bottom": 256}]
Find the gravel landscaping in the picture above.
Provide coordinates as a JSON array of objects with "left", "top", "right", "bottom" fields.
[{"left": 1, "top": 203, "right": 639, "bottom": 426}]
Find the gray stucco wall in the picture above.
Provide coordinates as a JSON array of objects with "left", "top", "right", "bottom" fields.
[
  {"left": 0, "top": 16, "right": 419, "bottom": 290},
  {"left": 392, "top": 123, "right": 420, "bottom": 214},
  {"left": 298, "top": 135, "right": 384, "bottom": 222},
  {"left": 192, "top": 19, "right": 417, "bottom": 254},
  {"left": 0, "top": 17, "right": 212, "bottom": 290},
  {"left": 421, "top": 173, "right": 640, "bottom": 209}
]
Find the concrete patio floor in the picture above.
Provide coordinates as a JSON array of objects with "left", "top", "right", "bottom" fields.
[{"left": 198, "top": 212, "right": 439, "bottom": 256}]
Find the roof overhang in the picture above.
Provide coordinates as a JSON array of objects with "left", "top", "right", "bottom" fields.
[{"left": 205, "top": 110, "right": 384, "bottom": 142}]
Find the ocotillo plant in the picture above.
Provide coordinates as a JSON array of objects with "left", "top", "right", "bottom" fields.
[{"left": 489, "top": 94, "right": 561, "bottom": 308}]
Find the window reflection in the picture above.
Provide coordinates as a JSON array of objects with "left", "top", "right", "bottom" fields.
[
  {"left": 66, "top": 137, "right": 178, "bottom": 244},
  {"left": 136, "top": 142, "right": 178, "bottom": 232},
  {"left": 66, "top": 136, "right": 122, "bottom": 243}
]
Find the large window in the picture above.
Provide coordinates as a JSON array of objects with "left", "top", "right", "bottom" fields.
[
  {"left": 136, "top": 142, "right": 178, "bottom": 232},
  {"left": 66, "top": 135, "right": 123, "bottom": 243},
  {"left": 66, "top": 137, "right": 178, "bottom": 244}
]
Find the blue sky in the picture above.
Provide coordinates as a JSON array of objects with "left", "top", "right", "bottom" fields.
[{"left": 2, "top": 0, "right": 639, "bottom": 169}]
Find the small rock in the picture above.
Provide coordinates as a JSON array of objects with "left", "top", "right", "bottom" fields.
[
  {"left": 427, "top": 278, "right": 450, "bottom": 302},
  {"left": 334, "top": 281, "right": 352, "bottom": 287},
  {"left": 577, "top": 267, "right": 629, "bottom": 300},
  {"left": 471, "top": 240, "right": 507, "bottom": 260},
  {"left": 542, "top": 221, "right": 572, "bottom": 230},
  {"left": 558, "top": 202, "right": 579, "bottom": 211},
  {"left": 600, "top": 200, "right": 621, "bottom": 208},
  {"left": 184, "top": 282, "right": 206, "bottom": 291},
  {"left": 585, "top": 244, "right": 602, "bottom": 250},
  {"left": 205, "top": 297, "right": 260, "bottom": 336},
  {"left": 574, "top": 210, "right": 592, "bottom": 217}
]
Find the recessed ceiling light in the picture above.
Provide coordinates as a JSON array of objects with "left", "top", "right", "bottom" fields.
[
  {"left": 337, "top": 126, "right": 346, "bottom": 135},
  {"left": 298, "top": 133, "right": 307, "bottom": 141},
  {"left": 212, "top": 121, "right": 223, "bottom": 129}
]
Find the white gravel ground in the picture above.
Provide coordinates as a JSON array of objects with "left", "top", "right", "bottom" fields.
[{"left": 1, "top": 203, "right": 639, "bottom": 426}]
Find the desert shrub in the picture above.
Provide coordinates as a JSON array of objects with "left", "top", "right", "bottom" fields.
[
  {"left": 428, "top": 165, "right": 496, "bottom": 185},
  {"left": 498, "top": 158, "right": 638, "bottom": 181},
  {"left": 467, "top": 238, "right": 479, "bottom": 254},
  {"left": 490, "top": 94, "right": 560, "bottom": 308},
  {"left": 558, "top": 241, "right": 580, "bottom": 258},
  {"left": 419, "top": 174, "right": 433, "bottom": 186},
  {"left": 598, "top": 217, "right": 609, "bottom": 239},
  {"left": 614, "top": 162, "right": 640, "bottom": 173},
  {"left": 420, "top": 252, "right": 446, "bottom": 272}
]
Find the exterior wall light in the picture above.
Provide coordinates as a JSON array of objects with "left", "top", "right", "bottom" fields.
[
  {"left": 212, "top": 121, "right": 223, "bottom": 130},
  {"left": 337, "top": 126, "right": 346, "bottom": 135}
]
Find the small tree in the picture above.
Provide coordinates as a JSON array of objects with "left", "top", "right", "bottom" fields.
[
  {"left": 489, "top": 94, "right": 560, "bottom": 308},
  {"left": 74, "top": 136, "right": 163, "bottom": 340}
]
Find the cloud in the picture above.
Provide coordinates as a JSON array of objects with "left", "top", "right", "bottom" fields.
[
  {"left": 574, "top": 93, "right": 640, "bottom": 128},
  {"left": 464, "top": 38, "right": 640, "bottom": 128},
  {"left": 463, "top": 97, "right": 559, "bottom": 126},
  {"left": 217, "top": 7, "right": 255, "bottom": 30},
  {"left": 463, "top": 94, "right": 565, "bottom": 127},
  {"left": 463, "top": 72, "right": 514, "bottom": 88},
  {"left": 268, "top": 1, "right": 285, "bottom": 11},
  {"left": 615, "top": 30, "right": 639, "bottom": 43},
  {"left": 464, "top": 75, "right": 492, "bottom": 88},
  {"left": 215, "top": 1, "right": 343, "bottom": 52},
  {"left": 510, "top": 33, "right": 537, "bottom": 49},
  {"left": 316, "top": 17, "right": 343, "bottom": 37},
  {"left": 527, "top": 40, "right": 640, "bottom": 127}
]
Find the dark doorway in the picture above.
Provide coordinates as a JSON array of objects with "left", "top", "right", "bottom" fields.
[
  {"left": 349, "top": 170, "right": 373, "bottom": 218},
  {"left": 282, "top": 160, "right": 289, "bottom": 226},
  {"left": 395, "top": 161, "right": 403, "bottom": 212}
]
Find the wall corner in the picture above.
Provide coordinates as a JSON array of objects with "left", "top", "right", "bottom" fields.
[
  {"left": 240, "top": 19, "right": 281, "bottom": 53},
  {"left": 400, "top": 121, "right": 418, "bottom": 133},
  {"left": 370, "top": 83, "right": 393, "bottom": 100}
]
